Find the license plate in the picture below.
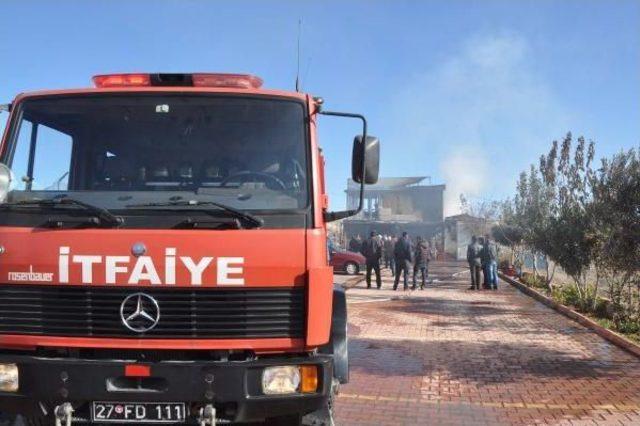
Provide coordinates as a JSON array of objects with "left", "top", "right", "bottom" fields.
[{"left": 92, "top": 402, "right": 186, "bottom": 423}]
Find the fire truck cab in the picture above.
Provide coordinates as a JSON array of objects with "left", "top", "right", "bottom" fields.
[{"left": 0, "top": 73, "right": 379, "bottom": 425}]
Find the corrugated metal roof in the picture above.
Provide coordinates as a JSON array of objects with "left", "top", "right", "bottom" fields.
[{"left": 347, "top": 176, "right": 428, "bottom": 190}]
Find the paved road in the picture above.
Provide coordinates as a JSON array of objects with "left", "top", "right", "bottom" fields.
[
  {"left": 333, "top": 273, "right": 359, "bottom": 287},
  {"left": 333, "top": 261, "right": 640, "bottom": 425}
]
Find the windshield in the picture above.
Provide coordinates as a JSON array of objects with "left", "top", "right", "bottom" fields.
[{"left": 3, "top": 94, "right": 309, "bottom": 212}]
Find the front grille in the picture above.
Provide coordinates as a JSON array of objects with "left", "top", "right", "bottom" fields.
[{"left": 0, "top": 285, "right": 305, "bottom": 339}]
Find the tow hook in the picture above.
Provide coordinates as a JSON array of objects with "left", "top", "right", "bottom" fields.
[
  {"left": 54, "top": 402, "right": 74, "bottom": 426},
  {"left": 198, "top": 404, "right": 217, "bottom": 425}
]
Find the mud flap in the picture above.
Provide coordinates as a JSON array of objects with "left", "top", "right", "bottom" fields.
[{"left": 319, "top": 285, "right": 349, "bottom": 384}]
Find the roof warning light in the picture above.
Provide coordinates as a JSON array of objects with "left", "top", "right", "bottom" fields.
[{"left": 92, "top": 73, "right": 263, "bottom": 89}]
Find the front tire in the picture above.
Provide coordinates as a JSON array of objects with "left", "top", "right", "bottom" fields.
[
  {"left": 302, "top": 378, "right": 337, "bottom": 426},
  {"left": 344, "top": 262, "right": 358, "bottom": 275}
]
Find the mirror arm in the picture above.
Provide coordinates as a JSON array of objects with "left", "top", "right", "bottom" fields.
[
  {"left": 25, "top": 123, "right": 38, "bottom": 191},
  {"left": 319, "top": 111, "right": 367, "bottom": 222}
]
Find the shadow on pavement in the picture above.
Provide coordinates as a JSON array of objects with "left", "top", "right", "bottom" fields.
[
  {"left": 348, "top": 336, "right": 639, "bottom": 384},
  {"left": 377, "top": 296, "right": 512, "bottom": 318},
  {"left": 344, "top": 335, "right": 640, "bottom": 424}
]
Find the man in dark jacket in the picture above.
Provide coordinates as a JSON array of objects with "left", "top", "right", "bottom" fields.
[
  {"left": 466, "top": 235, "right": 483, "bottom": 290},
  {"left": 482, "top": 234, "right": 499, "bottom": 290},
  {"left": 361, "top": 231, "right": 383, "bottom": 289},
  {"left": 412, "top": 236, "right": 431, "bottom": 290},
  {"left": 393, "top": 232, "right": 413, "bottom": 291},
  {"left": 348, "top": 235, "right": 361, "bottom": 253}
]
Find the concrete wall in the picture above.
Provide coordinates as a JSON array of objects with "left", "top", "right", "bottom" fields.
[
  {"left": 444, "top": 218, "right": 494, "bottom": 260},
  {"left": 347, "top": 184, "right": 445, "bottom": 224},
  {"left": 344, "top": 221, "right": 443, "bottom": 241},
  {"left": 407, "top": 185, "right": 445, "bottom": 222}
]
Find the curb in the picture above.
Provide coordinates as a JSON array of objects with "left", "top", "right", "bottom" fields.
[
  {"left": 341, "top": 275, "right": 365, "bottom": 290},
  {"left": 499, "top": 272, "right": 640, "bottom": 359}
]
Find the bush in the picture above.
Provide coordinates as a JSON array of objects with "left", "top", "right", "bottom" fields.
[
  {"left": 616, "top": 319, "right": 640, "bottom": 335},
  {"left": 520, "top": 272, "right": 546, "bottom": 290},
  {"left": 550, "top": 286, "right": 563, "bottom": 304},
  {"left": 553, "top": 285, "right": 587, "bottom": 310},
  {"left": 599, "top": 317, "right": 640, "bottom": 340},
  {"left": 552, "top": 285, "right": 581, "bottom": 307},
  {"left": 593, "top": 297, "right": 611, "bottom": 319},
  {"left": 550, "top": 284, "right": 610, "bottom": 316}
]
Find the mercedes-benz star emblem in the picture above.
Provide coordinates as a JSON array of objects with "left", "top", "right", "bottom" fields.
[{"left": 120, "top": 293, "right": 160, "bottom": 333}]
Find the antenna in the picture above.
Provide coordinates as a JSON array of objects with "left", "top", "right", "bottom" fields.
[{"left": 295, "top": 19, "right": 302, "bottom": 92}]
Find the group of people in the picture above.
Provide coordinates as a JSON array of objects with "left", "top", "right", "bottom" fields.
[
  {"left": 349, "top": 231, "right": 436, "bottom": 291},
  {"left": 466, "top": 234, "right": 499, "bottom": 290}
]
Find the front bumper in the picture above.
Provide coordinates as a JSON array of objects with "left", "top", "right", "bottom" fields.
[{"left": 0, "top": 352, "right": 333, "bottom": 423}]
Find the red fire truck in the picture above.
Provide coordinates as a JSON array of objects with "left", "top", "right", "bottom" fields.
[{"left": 0, "top": 73, "right": 379, "bottom": 425}]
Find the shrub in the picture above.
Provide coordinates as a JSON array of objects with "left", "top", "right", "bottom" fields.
[
  {"left": 551, "top": 283, "right": 604, "bottom": 313},
  {"left": 550, "top": 286, "right": 564, "bottom": 303},
  {"left": 616, "top": 319, "right": 640, "bottom": 335},
  {"left": 592, "top": 297, "right": 611, "bottom": 319},
  {"left": 520, "top": 273, "right": 546, "bottom": 290},
  {"left": 552, "top": 285, "right": 581, "bottom": 307}
]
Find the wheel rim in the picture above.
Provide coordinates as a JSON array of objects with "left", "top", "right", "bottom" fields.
[{"left": 345, "top": 263, "right": 357, "bottom": 275}]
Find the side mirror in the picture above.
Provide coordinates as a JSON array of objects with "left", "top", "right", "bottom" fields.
[
  {"left": 352, "top": 135, "right": 379, "bottom": 184},
  {"left": 319, "top": 109, "right": 379, "bottom": 222},
  {"left": 0, "top": 163, "right": 11, "bottom": 202}
]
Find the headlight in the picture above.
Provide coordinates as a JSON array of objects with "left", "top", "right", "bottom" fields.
[
  {"left": 0, "top": 363, "right": 18, "bottom": 392},
  {"left": 262, "top": 366, "right": 300, "bottom": 395}
]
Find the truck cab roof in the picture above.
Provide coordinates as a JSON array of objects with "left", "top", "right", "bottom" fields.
[{"left": 11, "top": 73, "right": 309, "bottom": 103}]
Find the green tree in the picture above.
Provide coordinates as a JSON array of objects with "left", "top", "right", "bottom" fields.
[
  {"left": 505, "top": 134, "right": 639, "bottom": 330},
  {"left": 541, "top": 134, "right": 596, "bottom": 305},
  {"left": 505, "top": 133, "right": 596, "bottom": 297},
  {"left": 589, "top": 148, "right": 640, "bottom": 327}
]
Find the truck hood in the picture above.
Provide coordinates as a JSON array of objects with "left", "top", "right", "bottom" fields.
[{"left": 0, "top": 227, "right": 306, "bottom": 288}]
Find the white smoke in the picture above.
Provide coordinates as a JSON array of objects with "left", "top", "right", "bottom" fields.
[
  {"left": 441, "top": 146, "right": 489, "bottom": 215},
  {"left": 387, "top": 32, "right": 571, "bottom": 216}
]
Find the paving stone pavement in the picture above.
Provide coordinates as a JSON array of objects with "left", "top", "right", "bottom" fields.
[{"left": 333, "top": 261, "right": 640, "bottom": 425}]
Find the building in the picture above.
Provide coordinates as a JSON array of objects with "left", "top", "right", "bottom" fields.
[
  {"left": 444, "top": 214, "right": 484, "bottom": 260},
  {"left": 343, "top": 176, "right": 445, "bottom": 240}
]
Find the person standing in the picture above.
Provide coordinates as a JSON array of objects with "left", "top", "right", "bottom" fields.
[
  {"left": 376, "top": 233, "right": 384, "bottom": 260},
  {"left": 425, "top": 241, "right": 433, "bottom": 281},
  {"left": 361, "top": 231, "right": 383, "bottom": 289},
  {"left": 466, "top": 236, "right": 482, "bottom": 290},
  {"left": 430, "top": 240, "right": 438, "bottom": 262},
  {"left": 412, "top": 236, "right": 431, "bottom": 290},
  {"left": 393, "top": 232, "right": 412, "bottom": 291},
  {"left": 384, "top": 235, "right": 396, "bottom": 276},
  {"left": 349, "top": 235, "right": 361, "bottom": 253},
  {"left": 327, "top": 238, "right": 335, "bottom": 263},
  {"left": 483, "top": 234, "right": 499, "bottom": 290},
  {"left": 381, "top": 235, "right": 388, "bottom": 266},
  {"left": 478, "top": 236, "right": 489, "bottom": 289}
]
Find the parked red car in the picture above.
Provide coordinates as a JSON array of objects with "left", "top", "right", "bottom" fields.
[{"left": 330, "top": 248, "right": 366, "bottom": 275}]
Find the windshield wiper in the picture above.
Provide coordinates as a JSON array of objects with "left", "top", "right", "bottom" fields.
[
  {"left": 126, "top": 200, "right": 263, "bottom": 229},
  {"left": 0, "top": 197, "right": 124, "bottom": 227},
  {"left": 174, "top": 217, "right": 242, "bottom": 230}
]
